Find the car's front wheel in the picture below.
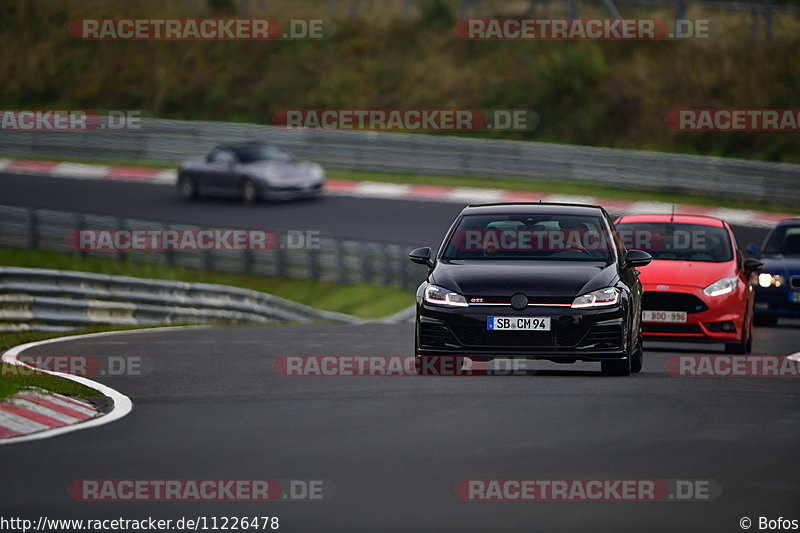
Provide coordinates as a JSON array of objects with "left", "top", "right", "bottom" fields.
[
  {"left": 725, "top": 318, "right": 753, "bottom": 354},
  {"left": 601, "top": 356, "right": 631, "bottom": 376},
  {"left": 630, "top": 334, "right": 643, "bottom": 373},
  {"left": 240, "top": 179, "right": 260, "bottom": 205},
  {"left": 177, "top": 174, "right": 198, "bottom": 201}
]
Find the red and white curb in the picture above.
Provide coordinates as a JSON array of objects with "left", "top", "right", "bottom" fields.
[
  {"left": 0, "top": 388, "right": 99, "bottom": 440},
  {"left": 0, "top": 158, "right": 795, "bottom": 228},
  {"left": 0, "top": 329, "right": 142, "bottom": 445}
]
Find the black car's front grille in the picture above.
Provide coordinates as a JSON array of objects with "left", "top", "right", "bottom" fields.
[
  {"left": 642, "top": 292, "right": 708, "bottom": 314},
  {"left": 419, "top": 322, "right": 459, "bottom": 347},
  {"left": 450, "top": 326, "right": 555, "bottom": 347},
  {"left": 643, "top": 323, "right": 702, "bottom": 334}
]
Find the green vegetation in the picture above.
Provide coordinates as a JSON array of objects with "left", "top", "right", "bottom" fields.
[
  {"left": 1, "top": 0, "right": 798, "bottom": 163},
  {"left": 0, "top": 367, "right": 97, "bottom": 401},
  {"left": 0, "top": 248, "right": 414, "bottom": 319}
]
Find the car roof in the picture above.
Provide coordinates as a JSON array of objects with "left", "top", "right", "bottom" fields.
[
  {"left": 775, "top": 218, "right": 800, "bottom": 227},
  {"left": 615, "top": 213, "right": 726, "bottom": 227},
  {"left": 215, "top": 142, "right": 270, "bottom": 150},
  {"left": 461, "top": 202, "right": 607, "bottom": 216}
]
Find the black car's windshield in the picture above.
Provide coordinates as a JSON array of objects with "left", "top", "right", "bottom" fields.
[
  {"left": 233, "top": 145, "right": 293, "bottom": 163},
  {"left": 441, "top": 213, "right": 615, "bottom": 262},
  {"left": 763, "top": 224, "right": 800, "bottom": 255},
  {"left": 616, "top": 222, "right": 733, "bottom": 262}
]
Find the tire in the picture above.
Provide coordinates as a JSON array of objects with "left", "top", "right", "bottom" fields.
[
  {"left": 725, "top": 320, "right": 753, "bottom": 354},
  {"left": 754, "top": 314, "right": 778, "bottom": 327},
  {"left": 414, "top": 356, "right": 465, "bottom": 376},
  {"left": 631, "top": 334, "right": 643, "bottom": 373},
  {"left": 177, "top": 174, "right": 198, "bottom": 201},
  {"left": 240, "top": 179, "right": 260, "bottom": 205}
]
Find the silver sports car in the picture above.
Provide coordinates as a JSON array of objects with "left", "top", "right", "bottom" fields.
[{"left": 177, "top": 143, "right": 325, "bottom": 204}]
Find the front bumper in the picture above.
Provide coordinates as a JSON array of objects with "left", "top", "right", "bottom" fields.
[
  {"left": 416, "top": 302, "right": 629, "bottom": 361},
  {"left": 261, "top": 181, "right": 324, "bottom": 200},
  {"left": 641, "top": 284, "right": 744, "bottom": 342},
  {"left": 753, "top": 287, "right": 800, "bottom": 318}
]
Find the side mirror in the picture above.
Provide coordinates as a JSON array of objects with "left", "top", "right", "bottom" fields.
[
  {"left": 409, "top": 247, "right": 434, "bottom": 268},
  {"left": 624, "top": 249, "right": 652, "bottom": 269},
  {"left": 743, "top": 257, "right": 764, "bottom": 275},
  {"left": 746, "top": 243, "right": 761, "bottom": 258}
]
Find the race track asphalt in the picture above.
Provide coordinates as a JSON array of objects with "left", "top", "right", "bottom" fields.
[
  {"left": 1, "top": 324, "right": 799, "bottom": 532},
  {"left": 0, "top": 171, "right": 772, "bottom": 247}
]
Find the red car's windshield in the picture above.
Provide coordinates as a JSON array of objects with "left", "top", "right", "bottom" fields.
[{"left": 617, "top": 222, "right": 733, "bottom": 262}]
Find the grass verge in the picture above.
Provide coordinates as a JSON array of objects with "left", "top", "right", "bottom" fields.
[{"left": 0, "top": 247, "right": 414, "bottom": 319}]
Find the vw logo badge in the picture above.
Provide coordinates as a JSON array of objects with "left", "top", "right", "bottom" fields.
[{"left": 510, "top": 293, "right": 528, "bottom": 310}]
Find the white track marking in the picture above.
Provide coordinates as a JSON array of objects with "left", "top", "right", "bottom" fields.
[
  {"left": 52, "top": 163, "right": 110, "bottom": 179},
  {"left": 0, "top": 325, "right": 209, "bottom": 445}
]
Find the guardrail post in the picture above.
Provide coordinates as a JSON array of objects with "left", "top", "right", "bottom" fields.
[
  {"left": 307, "top": 246, "right": 320, "bottom": 279},
  {"left": 567, "top": 0, "right": 577, "bottom": 18},
  {"left": 74, "top": 212, "right": 86, "bottom": 258},
  {"left": 764, "top": 0, "right": 773, "bottom": 40},
  {"left": 360, "top": 241, "right": 371, "bottom": 283},
  {"left": 335, "top": 239, "right": 347, "bottom": 284},
  {"left": 25, "top": 208, "right": 38, "bottom": 250},
  {"left": 202, "top": 249, "right": 212, "bottom": 271},
  {"left": 115, "top": 218, "right": 126, "bottom": 262},
  {"left": 275, "top": 234, "right": 286, "bottom": 277},
  {"left": 674, "top": 0, "right": 685, "bottom": 29},
  {"left": 379, "top": 244, "right": 390, "bottom": 286},
  {"left": 242, "top": 249, "right": 253, "bottom": 274},
  {"left": 163, "top": 222, "right": 175, "bottom": 267}
]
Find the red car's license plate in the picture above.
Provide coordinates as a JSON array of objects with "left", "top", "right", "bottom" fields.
[{"left": 642, "top": 310, "right": 687, "bottom": 323}]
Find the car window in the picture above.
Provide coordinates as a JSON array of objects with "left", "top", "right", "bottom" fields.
[
  {"left": 763, "top": 225, "right": 800, "bottom": 255},
  {"left": 233, "top": 145, "right": 293, "bottom": 163},
  {"left": 615, "top": 222, "right": 733, "bottom": 262},
  {"left": 441, "top": 213, "right": 614, "bottom": 262},
  {"left": 208, "top": 149, "right": 236, "bottom": 164}
]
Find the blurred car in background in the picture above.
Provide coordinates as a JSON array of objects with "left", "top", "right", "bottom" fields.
[
  {"left": 177, "top": 142, "right": 325, "bottom": 204},
  {"left": 747, "top": 219, "right": 800, "bottom": 326},
  {"left": 615, "top": 214, "right": 762, "bottom": 353}
]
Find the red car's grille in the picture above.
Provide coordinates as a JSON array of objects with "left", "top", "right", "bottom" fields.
[{"left": 642, "top": 292, "right": 708, "bottom": 314}]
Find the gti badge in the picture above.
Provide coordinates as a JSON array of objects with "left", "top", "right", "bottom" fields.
[{"left": 657, "top": 285, "right": 670, "bottom": 290}]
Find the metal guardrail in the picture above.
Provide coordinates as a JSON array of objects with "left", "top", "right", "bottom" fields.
[
  {"left": 2, "top": 118, "right": 798, "bottom": 206},
  {"left": 0, "top": 204, "right": 426, "bottom": 292},
  {"left": 0, "top": 267, "right": 370, "bottom": 332}
]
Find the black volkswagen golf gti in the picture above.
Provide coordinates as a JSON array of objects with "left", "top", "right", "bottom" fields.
[{"left": 409, "top": 203, "right": 652, "bottom": 376}]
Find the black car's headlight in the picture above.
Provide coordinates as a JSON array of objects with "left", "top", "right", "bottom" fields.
[
  {"left": 571, "top": 287, "right": 620, "bottom": 308},
  {"left": 424, "top": 284, "right": 469, "bottom": 308},
  {"left": 756, "top": 273, "right": 785, "bottom": 288}
]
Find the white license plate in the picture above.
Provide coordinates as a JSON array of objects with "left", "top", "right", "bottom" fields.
[
  {"left": 487, "top": 316, "right": 551, "bottom": 331},
  {"left": 790, "top": 292, "right": 800, "bottom": 303},
  {"left": 642, "top": 310, "right": 688, "bottom": 323}
]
